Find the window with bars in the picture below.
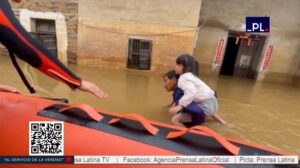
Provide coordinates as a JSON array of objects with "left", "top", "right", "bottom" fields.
[
  {"left": 31, "top": 19, "right": 58, "bottom": 57},
  {"left": 127, "top": 38, "right": 152, "bottom": 70}
]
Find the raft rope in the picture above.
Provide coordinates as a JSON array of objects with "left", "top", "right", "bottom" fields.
[{"left": 8, "top": 49, "right": 36, "bottom": 94}]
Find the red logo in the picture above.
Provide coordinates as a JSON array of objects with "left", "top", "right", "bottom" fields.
[{"left": 65, "top": 156, "right": 73, "bottom": 163}]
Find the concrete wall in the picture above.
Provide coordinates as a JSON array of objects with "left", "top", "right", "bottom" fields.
[
  {"left": 194, "top": 0, "right": 300, "bottom": 84},
  {"left": 5, "top": 0, "right": 79, "bottom": 63},
  {"left": 77, "top": 0, "right": 202, "bottom": 71}
]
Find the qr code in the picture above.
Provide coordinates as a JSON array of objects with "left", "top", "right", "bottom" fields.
[{"left": 29, "top": 121, "right": 64, "bottom": 155}]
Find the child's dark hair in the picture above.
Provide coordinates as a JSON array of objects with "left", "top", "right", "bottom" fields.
[
  {"left": 163, "top": 70, "right": 179, "bottom": 80},
  {"left": 176, "top": 54, "right": 199, "bottom": 76}
]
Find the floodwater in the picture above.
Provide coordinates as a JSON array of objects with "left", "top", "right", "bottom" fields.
[{"left": 1, "top": 55, "right": 300, "bottom": 155}]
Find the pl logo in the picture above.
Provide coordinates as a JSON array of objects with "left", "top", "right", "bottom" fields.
[{"left": 246, "top": 17, "right": 270, "bottom": 33}]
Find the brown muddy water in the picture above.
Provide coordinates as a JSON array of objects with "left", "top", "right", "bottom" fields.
[{"left": 1, "top": 55, "right": 300, "bottom": 155}]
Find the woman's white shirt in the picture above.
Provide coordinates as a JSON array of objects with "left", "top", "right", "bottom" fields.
[{"left": 178, "top": 72, "right": 214, "bottom": 107}]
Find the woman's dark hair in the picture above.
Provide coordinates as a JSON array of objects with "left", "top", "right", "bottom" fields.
[
  {"left": 176, "top": 54, "right": 199, "bottom": 76},
  {"left": 163, "top": 70, "right": 179, "bottom": 80}
]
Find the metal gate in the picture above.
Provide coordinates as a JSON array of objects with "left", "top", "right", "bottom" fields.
[
  {"left": 221, "top": 31, "right": 266, "bottom": 79},
  {"left": 234, "top": 37, "right": 266, "bottom": 79}
]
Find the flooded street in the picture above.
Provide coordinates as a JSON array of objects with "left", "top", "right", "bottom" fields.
[{"left": 1, "top": 55, "right": 300, "bottom": 155}]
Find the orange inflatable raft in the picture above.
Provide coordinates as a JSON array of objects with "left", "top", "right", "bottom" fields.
[{"left": 0, "top": 92, "right": 299, "bottom": 168}]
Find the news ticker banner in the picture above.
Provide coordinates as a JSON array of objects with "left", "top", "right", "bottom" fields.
[{"left": 0, "top": 156, "right": 298, "bottom": 165}]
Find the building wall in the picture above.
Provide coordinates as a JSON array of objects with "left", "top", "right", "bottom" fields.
[
  {"left": 77, "top": 0, "right": 202, "bottom": 71},
  {"left": 194, "top": 0, "right": 300, "bottom": 84},
  {"left": 3, "top": 0, "right": 79, "bottom": 63}
]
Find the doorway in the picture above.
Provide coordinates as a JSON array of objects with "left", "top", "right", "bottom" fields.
[
  {"left": 220, "top": 31, "right": 266, "bottom": 79},
  {"left": 220, "top": 37, "right": 240, "bottom": 76}
]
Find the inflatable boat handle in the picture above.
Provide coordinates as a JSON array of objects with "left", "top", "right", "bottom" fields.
[
  {"left": 58, "top": 104, "right": 103, "bottom": 122},
  {"left": 108, "top": 113, "right": 159, "bottom": 136},
  {"left": 166, "top": 126, "right": 240, "bottom": 155}
]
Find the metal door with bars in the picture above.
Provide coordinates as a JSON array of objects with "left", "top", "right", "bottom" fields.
[
  {"left": 233, "top": 37, "right": 266, "bottom": 79},
  {"left": 127, "top": 38, "right": 152, "bottom": 70}
]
